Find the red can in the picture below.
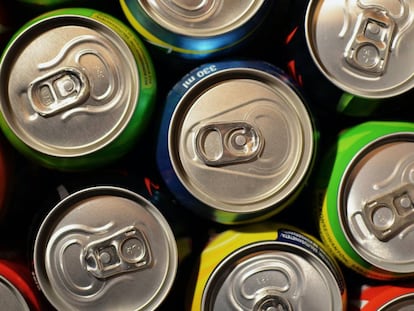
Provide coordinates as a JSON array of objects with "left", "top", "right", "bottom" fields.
[
  {"left": 0, "top": 259, "right": 44, "bottom": 310},
  {"left": 349, "top": 283, "right": 414, "bottom": 310}
]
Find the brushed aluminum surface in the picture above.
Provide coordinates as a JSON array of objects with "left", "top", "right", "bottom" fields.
[
  {"left": 138, "top": 0, "right": 265, "bottom": 37},
  {"left": 33, "top": 186, "right": 177, "bottom": 311},
  {"left": 306, "top": 0, "right": 414, "bottom": 98},
  {"left": 0, "top": 15, "right": 138, "bottom": 157},
  {"left": 340, "top": 134, "right": 414, "bottom": 273}
]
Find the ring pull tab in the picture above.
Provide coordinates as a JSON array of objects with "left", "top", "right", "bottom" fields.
[
  {"left": 253, "top": 293, "right": 292, "bottom": 311},
  {"left": 344, "top": 9, "right": 395, "bottom": 75},
  {"left": 363, "top": 183, "right": 414, "bottom": 241},
  {"left": 84, "top": 226, "right": 152, "bottom": 279},
  {"left": 28, "top": 67, "right": 89, "bottom": 117},
  {"left": 195, "top": 122, "right": 263, "bottom": 166}
]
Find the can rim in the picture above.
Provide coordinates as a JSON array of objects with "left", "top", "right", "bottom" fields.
[
  {"left": 201, "top": 240, "right": 344, "bottom": 310},
  {"left": 339, "top": 132, "right": 414, "bottom": 274},
  {"left": 138, "top": 0, "right": 266, "bottom": 37},
  {"left": 0, "top": 13, "right": 138, "bottom": 158},
  {"left": 167, "top": 64, "right": 315, "bottom": 219},
  {"left": 304, "top": 0, "right": 414, "bottom": 99},
  {"left": 33, "top": 185, "right": 178, "bottom": 311}
]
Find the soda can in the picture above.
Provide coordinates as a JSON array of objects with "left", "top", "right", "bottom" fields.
[
  {"left": 0, "top": 7, "right": 156, "bottom": 171},
  {"left": 315, "top": 121, "right": 414, "bottom": 280},
  {"left": 189, "top": 222, "right": 347, "bottom": 310},
  {"left": 0, "top": 259, "right": 44, "bottom": 310},
  {"left": 156, "top": 60, "right": 317, "bottom": 224},
  {"left": 119, "top": 0, "right": 272, "bottom": 59},
  {"left": 349, "top": 283, "right": 414, "bottom": 310},
  {"left": 305, "top": 0, "right": 414, "bottom": 100},
  {"left": 32, "top": 185, "right": 178, "bottom": 310},
  {"left": 282, "top": 0, "right": 411, "bottom": 119}
]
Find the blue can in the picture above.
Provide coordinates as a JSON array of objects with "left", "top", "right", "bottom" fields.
[
  {"left": 119, "top": 0, "right": 272, "bottom": 59},
  {"left": 156, "top": 60, "right": 317, "bottom": 224}
]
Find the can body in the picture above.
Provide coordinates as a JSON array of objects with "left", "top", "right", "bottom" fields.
[
  {"left": 0, "top": 259, "right": 44, "bottom": 311},
  {"left": 349, "top": 283, "right": 414, "bottom": 310},
  {"left": 119, "top": 0, "right": 272, "bottom": 59},
  {"left": 33, "top": 186, "right": 178, "bottom": 310},
  {"left": 0, "top": 8, "right": 156, "bottom": 171},
  {"left": 305, "top": 0, "right": 414, "bottom": 100},
  {"left": 157, "top": 60, "right": 317, "bottom": 224},
  {"left": 189, "top": 222, "right": 347, "bottom": 310},
  {"left": 316, "top": 121, "right": 414, "bottom": 280}
]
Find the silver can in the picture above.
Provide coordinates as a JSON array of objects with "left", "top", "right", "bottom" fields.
[
  {"left": 157, "top": 60, "right": 316, "bottom": 224},
  {"left": 305, "top": 0, "right": 414, "bottom": 98},
  {"left": 340, "top": 132, "right": 414, "bottom": 275},
  {"left": 0, "top": 277, "right": 31, "bottom": 311},
  {"left": 191, "top": 223, "right": 346, "bottom": 310},
  {"left": 119, "top": 0, "right": 271, "bottom": 59},
  {"left": 33, "top": 186, "right": 178, "bottom": 311},
  {"left": 0, "top": 8, "right": 156, "bottom": 170}
]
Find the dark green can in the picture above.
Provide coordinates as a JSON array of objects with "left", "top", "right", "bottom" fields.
[{"left": 0, "top": 8, "right": 156, "bottom": 170}]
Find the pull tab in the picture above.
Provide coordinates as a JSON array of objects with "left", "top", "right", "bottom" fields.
[
  {"left": 363, "top": 184, "right": 414, "bottom": 241},
  {"left": 344, "top": 9, "right": 395, "bottom": 75},
  {"left": 84, "top": 226, "right": 152, "bottom": 279},
  {"left": 195, "top": 122, "right": 263, "bottom": 166},
  {"left": 28, "top": 67, "right": 89, "bottom": 117},
  {"left": 253, "top": 293, "right": 292, "bottom": 311}
]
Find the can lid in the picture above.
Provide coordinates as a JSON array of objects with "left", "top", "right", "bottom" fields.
[
  {"left": 305, "top": 0, "right": 414, "bottom": 98},
  {"left": 33, "top": 186, "right": 178, "bottom": 311},
  {"left": 138, "top": 0, "right": 265, "bottom": 37},
  {"left": 0, "top": 14, "right": 139, "bottom": 157},
  {"left": 0, "top": 276, "right": 30, "bottom": 311},
  {"left": 341, "top": 134, "right": 414, "bottom": 273},
  {"left": 169, "top": 65, "right": 314, "bottom": 218},
  {"left": 380, "top": 293, "right": 414, "bottom": 310},
  {"left": 202, "top": 241, "right": 343, "bottom": 310}
]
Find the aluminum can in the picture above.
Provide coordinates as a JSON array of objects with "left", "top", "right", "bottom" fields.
[
  {"left": 33, "top": 186, "right": 178, "bottom": 311},
  {"left": 0, "top": 8, "right": 156, "bottom": 171},
  {"left": 156, "top": 60, "right": 317, "bottom": 224},
  {"left": 305, "top": 0, "right": 414, "bottom": 100},
  {"left": 349, "top": 283, "right": 414, "bottom": 311},
  {"left": 282, "top": 1, "right": 411, "bottom": 119},
  {"left": 189, "top": 222, "right": 347, "bottom": 310},
  {"left": 119, "top": 0, "right": 272, "bottom": 59},
  {"left": 0, "top": 259, "right": 44, "bottom": 310},
  {"left": 315, "top": 121, "right": 414, "bottom": 280}
]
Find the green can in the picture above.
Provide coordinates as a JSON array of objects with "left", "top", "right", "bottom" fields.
[
  {"left": 316, "top": 121, "right": 414, "bottom": 280},
  {"left": 0, "top": 7, "right": 156, "bottom": 170}
]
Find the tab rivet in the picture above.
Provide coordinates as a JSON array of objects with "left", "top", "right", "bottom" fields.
[
  {"left": 99, "top": 251, "right": 112, "bottom": 265},
  {"left": 399, "top": 196, "right": 411, "bottom": 209}
]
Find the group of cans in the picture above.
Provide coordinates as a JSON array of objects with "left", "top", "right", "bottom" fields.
[{"left": 0, "top": 0, "right": 414, "bottom": 310}]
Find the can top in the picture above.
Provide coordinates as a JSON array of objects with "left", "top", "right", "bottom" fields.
[
  {"left": 380, "top": 293, "right": 414, "bottom": 310},
  {"left": 202, "top": 241, "right": 343, "bottom": 311},
  {"left": 341, "top": 133, "right": 414, "bottom": 273},
  {"left": 138, "top": 0, "right": 265, "bottom": 37},
  {"left": 0, "top": 13, "right": 139, "bottom": 157},
  {"left": 305, "top": 0, "right": 414, "bottom": 98},
  {"left": 33, "top": 186, "right": 178, "bottom": 311},
  {"left": 0, "top": 277, "right": 30, "bottom": 311},
  {"left": 168, "top": 63, "right": 315, "bottom": 219}
]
